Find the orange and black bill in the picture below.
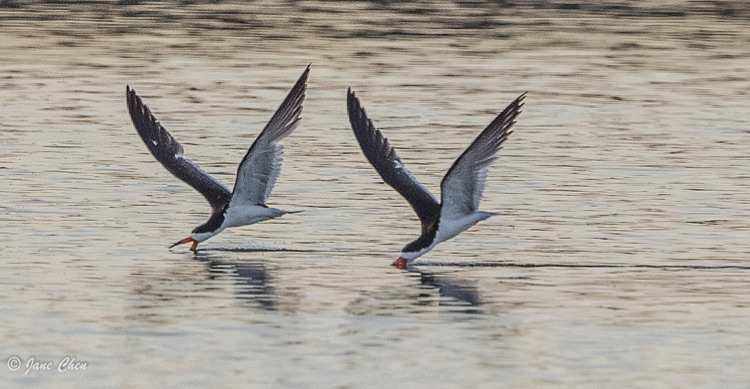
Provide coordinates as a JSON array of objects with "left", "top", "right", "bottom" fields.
[{"left": 169, "top": 236, "right": 195, "bottom": 249}]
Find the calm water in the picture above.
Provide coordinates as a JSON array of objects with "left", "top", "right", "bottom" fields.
[{"left": 1, "top": 2, "right": 749, "bottom": 388}]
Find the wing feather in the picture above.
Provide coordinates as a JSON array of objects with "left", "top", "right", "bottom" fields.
[
  {"left": 229, "top": 65, "right": 309, "bottom": 207},
  {"left": 126, "top": 85, "right": 232, "bottom": 213},
  {"left": 440, "top": 92, "right": 525, "bottom": 220},
  {"left": 347, "top": 88, "right": 440, "bottom": 227}
]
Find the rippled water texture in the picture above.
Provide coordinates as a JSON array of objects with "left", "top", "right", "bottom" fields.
[{"left": 1, "top": 1, "right": 749, "bottom": 388}]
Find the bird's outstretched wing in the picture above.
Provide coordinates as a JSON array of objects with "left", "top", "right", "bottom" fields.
[
  {"left": 440, "top": 93, "right": 525, "bottom": 221},
  {"left": 347, "top": 88, "right": 441, "bottom": 227},
  {"left": 229, "top": 65, "right": 309, "bottom": 208},
  {"left": 126, "top": 86, "right": 232, "bottom": 213}
]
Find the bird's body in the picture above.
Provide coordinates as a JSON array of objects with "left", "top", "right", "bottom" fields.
[
  {"left": 347, "top": 88, "right": 525, "bottom": 267},
  {"left": 436, "top": 211, "right": 496, "bottom": 244},
  {"left": 189, "top": 205, "right": 288, "bottom": 243},
  {"left": 223, "top": 205, "right": 287, "bottom": 229},
  {"left": 127, "top": 66, "right": 310, "bottom": 252}
]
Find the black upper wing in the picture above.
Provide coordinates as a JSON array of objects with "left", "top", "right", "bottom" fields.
[
  {"left": 347, "top": 88, "right": 441, "bottom": 227},
  {"left": 126, "top": 86, "right": 232, "bottom": 213}
]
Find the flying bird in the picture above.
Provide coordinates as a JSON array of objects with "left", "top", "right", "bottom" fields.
[
  {"left": 126, "top": 66, "right": 310, "bottom": 252},
  {"left": 347, "top": 88, "right": 525, "bottom": 268}
]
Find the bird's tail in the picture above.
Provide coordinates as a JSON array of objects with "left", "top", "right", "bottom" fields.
[{"left": 476, "top": 211, "right": 498, "bottom": 221}]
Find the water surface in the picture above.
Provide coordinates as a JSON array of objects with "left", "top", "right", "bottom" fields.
[{"left": 1, "top": 2, "right": 749, "bottom": 388}]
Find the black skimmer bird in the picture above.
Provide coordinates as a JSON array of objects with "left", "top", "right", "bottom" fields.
[
  {"left": 347, "top": 88, "right": 525, "bottom": 268},
  {"left": 126, "top": 66, "right": 310, "bottom": 252}
]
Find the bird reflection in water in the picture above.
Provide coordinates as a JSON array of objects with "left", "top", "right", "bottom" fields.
[
  {"left": 193, "top": 249, "right": 280, "bottom": 311},
  {"left": 408, "top": 268, "right": 482, "bottom": 312}
]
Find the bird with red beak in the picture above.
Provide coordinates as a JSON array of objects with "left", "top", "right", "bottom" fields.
[
  {"left": 127, "top": 66, "right": 310, "bottom": 253},
  {"left": 347, "top": 88, "right": 525, "bottom": 268}
]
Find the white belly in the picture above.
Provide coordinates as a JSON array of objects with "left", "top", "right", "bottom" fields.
[
  {"left": 435, "top": 212, "right": 492, "bottom": 244},
  {"left": 222, "top": 205, "right": 280, "bottom": 229}
]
